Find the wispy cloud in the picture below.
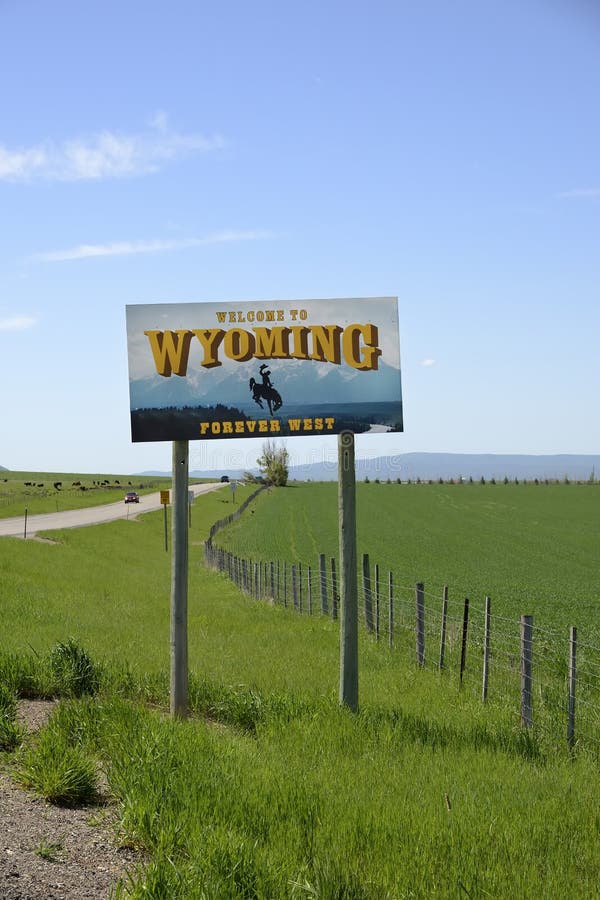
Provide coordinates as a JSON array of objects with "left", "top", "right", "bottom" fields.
[
  {"left": 421, "top": 358, "right": 436, "bottom": 367},
  {"left": 0, "top": 118, "right": 224, "bottom": 182},
  {"left": 557, "top": 188, "right": 600, "bottom": 199},
  {"left": 0, "top": 315, "right": 36, "bottom": 331},
  {"left": 32, "top": 230, "right": 273, "bottom": 263}
]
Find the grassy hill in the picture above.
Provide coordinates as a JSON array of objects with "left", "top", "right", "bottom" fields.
[{"left": 1, "top": 479, "right": 599, "bottom": 896}]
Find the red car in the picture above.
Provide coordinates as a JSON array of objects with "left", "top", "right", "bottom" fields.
[{"left": 124, "top": 491, "right": 139, "bottom": 503}]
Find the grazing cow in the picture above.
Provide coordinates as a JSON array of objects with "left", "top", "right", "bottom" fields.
[
  {"left": 72, "top": 481, "right": 81, "bottom": 486},
  {"left": 37, "top": 483, "right": 44, "bottom": 487},
  {"left": 79, "top": 485, "right": 87, "bottom": 491},
  {"left": 53, "top": 482, "right": 62, "bottom": 489},
  {"left": 115, "top": 480, "right": 120, "bottom": 485},
  {"left": 24, "top": 482, "right": 32, "bottom": 486}
]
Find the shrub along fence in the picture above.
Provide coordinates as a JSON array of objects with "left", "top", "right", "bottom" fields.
[{"left": 205, "top": 525, "right": 598, "bottom": 755}]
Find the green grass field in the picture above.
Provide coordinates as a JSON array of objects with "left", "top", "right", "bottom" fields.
[
  {"left": 216, "top": 481, "right": 600, "bottom": 633},
  {"left": 0, "top": 470, "right": 185, "bottom": 518},
  {"left": 1, "top": 478, "right": 600, "bottom": 897}
]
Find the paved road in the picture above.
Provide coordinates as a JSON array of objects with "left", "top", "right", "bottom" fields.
[{"left": 0, "top": 482, "right": 226, "bottom": 538}]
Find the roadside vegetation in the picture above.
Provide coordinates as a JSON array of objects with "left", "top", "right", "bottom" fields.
[
  {"left": 1, "top": 477, "right": 599, "bottom": 896},
  {"left": 0, "top": 470, "right": 190, "bottom": 519}
]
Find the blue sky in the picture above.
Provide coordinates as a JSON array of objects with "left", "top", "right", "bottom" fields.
[{"left": 1, "top": 0, "right": 599, "bottom": 474}]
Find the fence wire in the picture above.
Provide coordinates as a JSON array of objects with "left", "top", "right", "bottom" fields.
[{"left": 204, "top": 532, "right": 600, "bottom": 756}]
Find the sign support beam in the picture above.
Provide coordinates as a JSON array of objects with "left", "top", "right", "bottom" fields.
[
  {"left": 170, "top": 440, "right": 189, "bottom": 718},
  {"left": 338, "top": 431, "right": 358, "bottom": 711}
]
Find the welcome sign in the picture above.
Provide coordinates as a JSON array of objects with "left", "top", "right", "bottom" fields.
[{"left": 125, "top": 297, "right": 403, "bottom": 442}]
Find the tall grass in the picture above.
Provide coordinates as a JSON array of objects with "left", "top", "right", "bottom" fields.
[
  {"left": 2, "top": 480, "right": 600, "bottom": 896},
  {"left": 19, "top": 692, "right": 600, "bottom": 898},
  {"left": 0, "top": 681, "right": 22, "bottom": 750}
]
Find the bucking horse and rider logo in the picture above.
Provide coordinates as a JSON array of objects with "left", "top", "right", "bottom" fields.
[{"left": 249, "top": 364, "right": 283, "bottom": 415}]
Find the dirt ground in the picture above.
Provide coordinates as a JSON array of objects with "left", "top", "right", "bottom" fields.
[{"left": 0, "top": 701, "right": 141, "bottom": 899}]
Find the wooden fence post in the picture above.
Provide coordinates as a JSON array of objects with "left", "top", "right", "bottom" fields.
[
  {"left": 568, "top": 625, "right": 577, "bottom": 750},
  {"left": 363, "top": 554, "right": 374, "bottom": 632},
  {"left": 439, "top": 585, "right": 448, "bottom": 670},
  {"left": 459, "top": 598, "right": 469, "bottom": 685},
  {"left": 319, "top": 553, "right": 328, "bottom": 615},
  {"left": 291, "top": 564, "right": 298, "bottom": 610},
  {"left": 482, "top": 596, "right": 491, "bottom": 702},
  {"left": 520, "top": 615, "right": 533, "bottom": 728},
  {"left": 388, "top": 571, "right": 394, "bottom": 648},
  {"left": 416, "top": 582, "right": 425, "bottom": 667},
  {"left": 331, "top": 557, "right": 338, "bottom": 620}
]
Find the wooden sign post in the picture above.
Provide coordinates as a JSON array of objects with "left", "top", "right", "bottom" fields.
[
  {"left": 160, "top": 490, "right": 170, "bottom": 551},
  {"left": 125, "top": 298, "right": 403, "bottom": 722},
  {"left": 170, "top": 441, "right": 189, "bottom": 718},
  {"left": 338, "top": 431, "right": 358, "bottom": 711}
]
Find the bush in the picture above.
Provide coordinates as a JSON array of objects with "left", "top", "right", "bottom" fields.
[
  {"left": 16, "top": 725, "right": 98, "bottom": 805},
  {"left": 49, "top": 639, "right": 100, "bottom": 698},
  {"left": 0, "top": 682, "right": 17, "bottom": 721},
  {"left": 256, "top": 441, "right": 289, "bottom": 486},
  {"left": 0, "top": 683, "right": 23, "bottom": 751}
]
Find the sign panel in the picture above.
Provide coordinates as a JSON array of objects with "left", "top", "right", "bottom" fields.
[
  {"left": 125, "top": 298, "right": 402, "bottom": 443},
  {"left": 160, "top": 490, "right": 170, "bottom": 505}
]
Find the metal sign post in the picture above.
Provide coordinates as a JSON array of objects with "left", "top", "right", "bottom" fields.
[
  {"left": 230, "top": 480, "right": 237, "bottom": 503},
  {"left": 338, "top": 431, "right": 358, "bottom": 711},
  {"left": 170, "top": 441, "right": 189, "bottom": 718}
]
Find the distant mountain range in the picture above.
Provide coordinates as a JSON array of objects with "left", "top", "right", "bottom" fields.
[
  {"left": 140, "top": 452, "right": 600, "bottom": 482},
  {"left": 129, "top": 358, "right": 402, "bottom": 411}
]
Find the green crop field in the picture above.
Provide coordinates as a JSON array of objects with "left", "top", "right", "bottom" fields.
[
  {"left": 1, "top": 478, "right": 600, "bottom": 897},
  {"left": 215, "top": 481, "right": 600, "bottom": 634}
]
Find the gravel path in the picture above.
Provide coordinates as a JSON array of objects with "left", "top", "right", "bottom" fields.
[{"left": 1, "top": 702, "right": 142, "bottom": 899}]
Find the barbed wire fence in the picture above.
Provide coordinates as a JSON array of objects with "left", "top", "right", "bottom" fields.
[{"left": 204, "top": 503, "right": 599, "bottom": 756}]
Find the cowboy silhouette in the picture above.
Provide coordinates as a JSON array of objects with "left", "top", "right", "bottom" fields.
[
  {"left": 249, "top": 364, "right": 282, "bottom": 415},
  {"left": 259, "top": 364, "right": 273, "bottom": 390}
]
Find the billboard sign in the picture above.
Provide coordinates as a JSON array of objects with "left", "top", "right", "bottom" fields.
[{"left": 125, "top": 297, "right": 402, "bottom": 443}]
